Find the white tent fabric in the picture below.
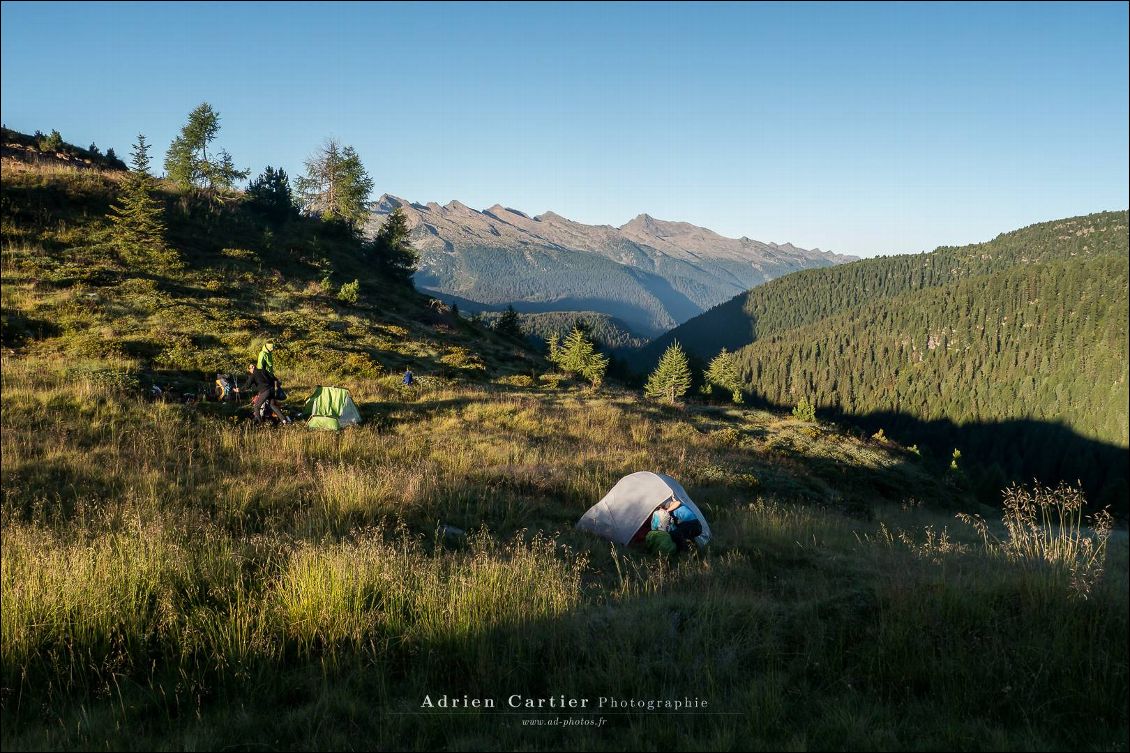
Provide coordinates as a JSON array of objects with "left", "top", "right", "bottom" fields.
[
  {"left": 338, "top": 396, "right": 361, "bottom": 427},
  {"left": 576, "top": 472, "right": 711, "bottom": 545}
]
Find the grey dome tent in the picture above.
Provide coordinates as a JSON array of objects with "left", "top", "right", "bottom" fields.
[
  {"left": 577, "top": 472, "right": 711, "bottom": 546},
  {"left": 303, "top": 386, "right": 361, "bottom": 430}
]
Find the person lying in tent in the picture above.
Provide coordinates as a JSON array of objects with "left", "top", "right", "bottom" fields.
[
  {"left": 235, "top": 362, "right": 285, "bottom": 424},
  {"left": 656, "top": 495, "right": 703, "bottom": 552}
]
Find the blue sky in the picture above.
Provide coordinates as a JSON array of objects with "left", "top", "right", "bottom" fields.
[{"left": 2, "top": 1, "right": 1126, "bottom": 257}]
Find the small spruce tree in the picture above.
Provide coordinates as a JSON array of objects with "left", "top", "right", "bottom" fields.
[
  {"left": 645, "top": 341, "right": 692, "bottom": 404},
  {"left": 108, "top": 134, "right": 176, "bottom": 269},
  {"left": 494, "top": 305, "right": 524, "bottom": 339},
  {"left": 546, "top": 332, "right": 561, "bottom": 364},
  {"left": 556, "top": 326, "right": 608, "bottom": 388},
  {"left": 792, "top": 397, "right": 817, "bottom": 422},
  {"left": 705, "top": 347, "right": 743, "bottom": 403},
  {"left": 370, "top": 207, "right": 418, "bottom": 281}
]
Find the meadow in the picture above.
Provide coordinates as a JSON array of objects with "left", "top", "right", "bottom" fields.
[
  {"left": 1, "top": 153, "right": 1126, "bottom": 750},
  {"left": 1, "top": 353, "right": 1126, "bottom": 750}
]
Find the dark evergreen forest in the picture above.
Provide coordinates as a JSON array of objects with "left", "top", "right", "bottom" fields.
[{"left": 633, "top": 211, "right": 1130, "bottom": 510}]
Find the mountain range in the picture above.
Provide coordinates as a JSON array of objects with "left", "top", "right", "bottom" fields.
[{"left": 367, "top": 196, "right": 854, "bottom": 336}]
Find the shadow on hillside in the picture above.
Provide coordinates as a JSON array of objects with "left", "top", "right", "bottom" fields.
[{"left": 741, "top": 398, "right": 1130, "bottom": 515}]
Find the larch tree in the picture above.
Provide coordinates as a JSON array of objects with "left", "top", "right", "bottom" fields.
[
  {"left": 164, "top": 102, "right": 248, "bottom": 193},
  {"left": 295, "top": 138, "right": 374, "bottom": 229}
]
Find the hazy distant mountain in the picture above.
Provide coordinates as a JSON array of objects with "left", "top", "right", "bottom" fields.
[{"left": 367, "top": 196, "right": 855, "bottom": 336}]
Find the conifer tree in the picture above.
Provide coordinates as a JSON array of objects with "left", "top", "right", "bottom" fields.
[
  {"left": 108, "top": 134, "right": 177, "bottom": 268},
  {"left": 246, "top": 166, "right": 297, "bottom": 222},
  {"left": 371, "top": 207, "right": 418, "bottom": 280},
  {"left": 494, "top": 305, "right": 524, "bottom": 339},
  {"left": 296, "top": 138, "right": 374, "bottom": 229},
  {"left": 645, "top": 341, "right": 692, "bottom": 404},
  {"left": 556, "top": 326, "right": 609, "bottom": 388},
  {"left": 546, "top": 332, "right": 561, "bottom": 363},
  {"left": 705, "top": 347, "right": 743, "bottom": 403},
  {"left": 164, "top": 102, "right": 248, "bottom": 193}
]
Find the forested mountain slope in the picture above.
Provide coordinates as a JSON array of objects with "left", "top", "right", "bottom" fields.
[
  {"left": 635, "top": 211, "right": 1128, "bottom": 366},
  {"left": 630, "top": 211, "right": 1129, "bottom": 509}
]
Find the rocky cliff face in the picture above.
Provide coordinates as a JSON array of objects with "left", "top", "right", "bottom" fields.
[{"left": 368, "top": 195, "right": 855, "bottom": 336}]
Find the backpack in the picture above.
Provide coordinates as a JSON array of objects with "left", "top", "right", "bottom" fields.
[{"left": 215, "top": 374, "right": 235, "bottom": 401}]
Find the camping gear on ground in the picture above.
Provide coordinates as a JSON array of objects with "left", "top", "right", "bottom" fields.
[
  {"left": 303, "top": 386, "right": 362, "bottom": 431},
  {"left": 577, "top": 472, "right": 711, "bottom": 548},
  {"left": 215, "top": 373, "right": 236, "bottom": 401},
  {"left": 645, "top": 530, "right": 677, "bottom": 556}
]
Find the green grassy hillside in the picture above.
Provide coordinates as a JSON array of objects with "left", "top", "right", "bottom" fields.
[
  {"left": 1, "top": 152, "right": 1126, "bottom": 750},
  {"left": 0, "top": 155, "right": 543, "bottom": 390}
]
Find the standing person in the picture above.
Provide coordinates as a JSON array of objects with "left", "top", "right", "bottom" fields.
[
  {"left": 257, "top": 339, "right": 286, "bottom": 402},
  {"left": 257, "top": 340, "right": 277, "bottom": 381},
  {"left": 236, "top": 363, "right": 280, "bottom": 424},
  {"left": 402, "top": 367, "right": 414, "bottom": 387},
  {"left": 662, "top": 496, "right": 703, "bottom": 552}
]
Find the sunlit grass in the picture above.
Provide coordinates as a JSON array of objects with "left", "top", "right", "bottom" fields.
[{"left": 2, "top": 155, "right": 1127, "bottom": 748}]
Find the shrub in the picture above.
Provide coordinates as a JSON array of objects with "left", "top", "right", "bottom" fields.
[
  {"left": 332, "top": 277, "right": 359, "bottom": 303},
  {"left": 710, "top": 427, "right": 744, "bottom": 447},
  {"left": 340, "top": 352, "right": 383, "bottom": 378},
  {"left": 63, "top": 331, "right": 126, "bottom": 360},
  {"left": 439, "top": 346, "right": 486, "bottom": 372},
  {"left": 64, "top": 365, "right": 140, "bottom": 394},
  {"left": 337, "top": 279, "right": 360, "bottom": 305},
  {"left": 495, "top": 374, "right": 535, "bottom": 388},
  {"left": 538, "top": 372, "right": 567, "bottom": 389}
]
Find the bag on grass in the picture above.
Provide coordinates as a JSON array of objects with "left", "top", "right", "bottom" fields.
[{"left": 645, "top": 530, "right": 677, "bottom": 556}]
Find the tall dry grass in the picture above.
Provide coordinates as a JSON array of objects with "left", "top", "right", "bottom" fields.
[{"left": 1, "top": 356, "right": 1126, "bottom": 750}]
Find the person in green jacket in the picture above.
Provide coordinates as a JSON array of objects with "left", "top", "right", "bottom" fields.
[{"left": 257, "top": 341, "right": 277, "bottom": 380}]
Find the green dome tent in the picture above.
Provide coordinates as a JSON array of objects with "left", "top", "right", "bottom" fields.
[{"left": 303, "top": 386, "right": 362, "bottom": 430}]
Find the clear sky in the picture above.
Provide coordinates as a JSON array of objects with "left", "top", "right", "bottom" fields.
[{"left": 1, "top": 1, "right": 1126, "bottom": 257}]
